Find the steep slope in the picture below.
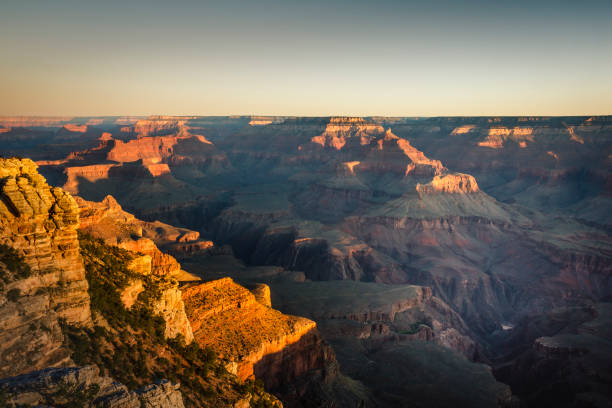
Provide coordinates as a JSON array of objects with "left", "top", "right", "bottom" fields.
[
  {"left": 183, "top": 254, "right": 510, "bottom": 407},
  {"left": 72, "top": 191, "right": 359, "bottom": 406},
  {"left": 76, "top": 194, "right": 206, "bottom": 281},
  {"left": 182, "top": 278, "right": 334, "bottom": 388},
  {"left": 67, "top": 233, "right": 281, "bottom": 407},
  {"left": 386, "top": 116, "right": 612, "bottom": 227},
  {"left": 494, "top": 303, "right": 612, "bottom": 407},
  {"left": 0, "top": 158, "right": 92, "bottom": 376},
  {"left": 0, "top": 158, "right": 294, "bottom": 407}
]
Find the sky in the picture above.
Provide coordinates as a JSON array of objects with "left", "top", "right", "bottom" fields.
[{"left": 1, "top": 0, "right": 611, "bottom": 116}]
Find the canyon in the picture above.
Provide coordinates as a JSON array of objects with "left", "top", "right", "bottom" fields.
[{"left": 1, "top": 115, "right": 611, "bottom": 407}]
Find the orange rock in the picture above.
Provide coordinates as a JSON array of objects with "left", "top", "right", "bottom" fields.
[
  {"left": 0, "top": 158, "right": 92, "bottom": 376},
  {"left": 182, "top": 278, "right": 333, "bottom": 387},
  {"left": 62, "top": 124, "right": 87, "bottom": 133},
  {"left": 417, "top": 173, "right": 480, "bottom": 194}
]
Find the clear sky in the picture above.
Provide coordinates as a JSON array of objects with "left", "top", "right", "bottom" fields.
[{"left": 1, "top": 0, "right": 611, "bottom": 116}]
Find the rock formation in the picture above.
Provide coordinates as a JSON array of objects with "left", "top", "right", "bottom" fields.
[
  {"left": 0, "top": 158, "right": 291, "bottom": 407},
  {"left": 182, "top": 278, "right": 335, "bottom": 389},
  {"left": 477, "top": 126, "right": 534, "bottom": 148},
  {"left": 0, "top": 158, "right": 92, "bottom": 376},
  {"left": 417, "top": 173, "right": 479, "bottom": 194},
  {"left": 75, "top": 194, "right": 205, "bottom": 281},
  {"left": 0, "top": 365, "right": 184, "bottom": 408},
  {"left": 75, "top": 195, "right": 195, "bottom": 344}
]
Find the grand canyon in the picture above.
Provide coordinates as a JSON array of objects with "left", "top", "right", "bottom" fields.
[{"left": 1, "top": 115, "right": 610, "bottom": 407}]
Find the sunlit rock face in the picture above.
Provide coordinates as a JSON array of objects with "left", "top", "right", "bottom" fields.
[
  {"left": 182, "top": 277, "right": 335, "bottom": 389},
  {"left": 311, "top": 117, "right": 386, "bottom": 150},
  {"left": 477, "top": 126, "right": 535, "bottom": 148},
  {"left": 417, "top": 173, "right": 479, "bottom": 194},
  {"left": 0, "top": 158, "right": 92, "bottom": 376},
  {"left": 75, "top": 194, "right": 196, "bottom": 344}
]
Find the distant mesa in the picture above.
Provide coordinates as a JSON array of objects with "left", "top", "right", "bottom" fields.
[
  {"left": 249, "top": 116, "right": 285, "bottom": 126},
  {"left": 478, "top": 126, "right": 534, "bottom": 148},
  {"left": 61, "top": 124, "right": 88, "bottom": 133},
  {"left": 451, "top": 125, "right": 476, "bottom": 135},
  {"left": 417, "top": 173, "right": 480, "bottom": 194},
  {"left": 311, "top": 117, "right": 385, "bottom": 150}
]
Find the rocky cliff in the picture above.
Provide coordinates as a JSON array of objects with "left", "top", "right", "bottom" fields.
[
  {"left": 417, "top": 173, "right": 480, "bottom": 194},
  {"left": 0, "top": 365, "right": 184, "bottom": 408},
  {"left": 0, "top": 158, "right": 292, "bottom": 407},
  {"left": 75, "top": 194, "right": 205, "bottom": 282},
  {"left": 75, "top": 195, "right": 195, "bottom": 344},
  {"left": 0, "top": 158, "right": 92, "bottom": 376},
  {"left": 182, "top": 278, "right": 336, "bottom": 390}
]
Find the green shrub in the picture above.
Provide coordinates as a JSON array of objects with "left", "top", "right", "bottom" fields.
[
  {"left": 49, "top": 382, "right": 100, "bottom": 408},
  {"left": 77, "top": 231, "right": 167, "bottom": 343},
  {"left": 68, "top": 231, "right": 255, "bottom": 406}
]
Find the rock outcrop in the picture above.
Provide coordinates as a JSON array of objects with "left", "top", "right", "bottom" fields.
[
  {"left": 0, "top": 365, "right": 184, "bottom": 408},
  {"left": 76, "top": 194, "right": 204, "bottom": 282},
  {"left": 150, "top": 284, "right": 194, "bottom": 344},
  {"left": 477, "top": 126, "right": 534, "bottom": 148},
  {"left": 182, "top": 278, "right": 335, "bottom": 389},
  {"left": 0, "top": 158, "right": 92, "bottom": 376},
  {"left": 76, "top": 195, "right": 195, "bottom": 344},
  {"left": 311, "top": 117, "right": 385, "bottom": 150},
  {"left": 417, "top": 173, "right": 479, "bottom": 194}
]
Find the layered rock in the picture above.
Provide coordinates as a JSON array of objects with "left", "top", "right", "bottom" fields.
[
  {"left": 107, "top": 134, "right": 213, "bottom": 163},
  {"left": 477, "top": 126, "right": 534, "bottom": 148},
  {"left": 310, "top": 117, "right": 385, "bottom": 150},
  {"left": 267, "top": 280, "right": 476, "bottom": 358},
  {"left": 0, "top": 365, "right": 184, "bottom": 408},
  {"left": 75, "top": 194, "right": 205, "bottom": 281},
  {"left": 417, "top": 173, "right": 479, "bottom": 194},
  {"left": 150, "top": 284, "right": 194, "bottom": 344},
  {"left": 0, "top": 158, "right": 92, "bottom": 376},
  {"left": 76, "top": 195, "right": 195, "bottom": 344},
  {"left": 182, "top": 278, "right": 335, "bottom": 389},
  {"left": 120, "top": 117, "right": 190, "bottom": 138}
]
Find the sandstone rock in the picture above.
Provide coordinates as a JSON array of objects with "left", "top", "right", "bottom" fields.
[
  {"left": 477, "top": 126, "right": 534, "bottom": 148},
  {"left": 119, "top": 279, "right": 144, "bottom": 309},
  {"left": 75, "top": 195, "right": 202, "bottom": 280},
  {"left": 0, "top": 158, "right": 92, "bottom": 376},
  {"left": 151, "top": 286, "right": 194, "bottom": 344},
  {"left": 247, "top": 283, "right": 272, "bottom": 307},
  {"left": 0, "top": 365, "right": 184, "bottom": 408},
  {"left": 135, "top": 380, "right": 185, "bottom": 408},
  {"left": 416, "top": 173, "right": 479, "bottom": 194},
  {"left": 76, "top": 195, "right": 195, "bottom": 344},
  {"left": 311, "top": 117, "right": 385, "bottom": 150},
  {"left": 127, "top": 254, "right": 153, "bottom": 276},
  {"left": 182, "top": 278, "right": 335, "bottom": 388}
]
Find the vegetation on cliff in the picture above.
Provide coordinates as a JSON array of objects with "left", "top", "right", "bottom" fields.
[
  {"left": 78, "top": 231, "right": 168, "bottom": 338},
  {"left": 60, "top": 232, "right": 279, "bottom": 407}
]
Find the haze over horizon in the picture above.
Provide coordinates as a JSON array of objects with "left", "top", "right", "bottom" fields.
[{"left": 1, "top": 0, "right": 611, "bottom": 117}]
